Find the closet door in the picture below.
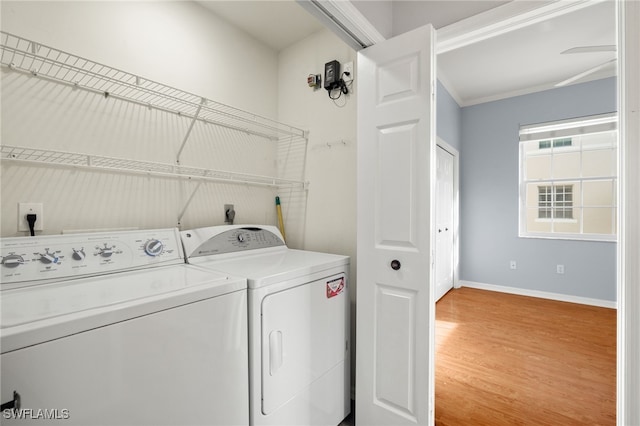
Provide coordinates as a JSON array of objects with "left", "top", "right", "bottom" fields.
[
  {"left": 356, "top": 24, "right": 436, "bottom": 426},
  {"left": 435, "top": 145, "right": 455, "bottom": 301}
]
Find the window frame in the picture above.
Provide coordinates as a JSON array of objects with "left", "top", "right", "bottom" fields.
[{"left": 518, "top": 114, "right": 618, "bottom": 242}]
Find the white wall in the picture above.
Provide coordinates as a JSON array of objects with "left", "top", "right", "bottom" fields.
[
  {"left": 1, "top": 1, "right": 278, "bottom": 117},
  {"left": 460, "top": 78, "right": 617, "bottom": 304},
  {"left": 277, "top": 27, "right": 357, "bottom": 390},
  {"left": 1, "top": 1, "right": 284, "bottom": 236}
]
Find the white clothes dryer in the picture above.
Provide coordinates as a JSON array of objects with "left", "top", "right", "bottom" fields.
[
  {"left": 1, "top": 228, "right": 248, "bottom": 426},
  {"left": 181, "top": 225, "right": 350, "bottom": 426}
]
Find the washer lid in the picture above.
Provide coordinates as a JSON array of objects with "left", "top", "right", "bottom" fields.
[
  {"left": 1, "top": 265, "right": 245, "bottom": 353},
  {"left": 191, "top": 249, "right": 349, "bottom": 289}
]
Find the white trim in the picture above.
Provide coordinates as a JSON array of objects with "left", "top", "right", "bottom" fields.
[
  {"left": 459, "top": 280, "right": 617, "bottom": 309},
  {"left": 322, "top": 0, "right": 385, "bottom": 46},
  {"left": 618, "top": 0, "right": 640, "bottom": 424},
  {"left": 459, "top": 81, "right": 564, "bottom": 107},
  {"left": 436, "top": 137, "right": 460, "bottom": 293},
  {"left": 436, "top": 0, "right": 607, "bottom": 54},
  {"left": 295, "top": 0, "right": 385, "bottom": 50},
  {"left": 457, "top": 77, "right": 613, "bottom": 108},
  {"left": 519, "top": 233, "right": 617, "bottom": 243}
]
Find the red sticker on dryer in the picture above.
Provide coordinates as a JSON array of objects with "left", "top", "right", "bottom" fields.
[{"left": 326, "top": 277, "right": 345, "bottom": 298}]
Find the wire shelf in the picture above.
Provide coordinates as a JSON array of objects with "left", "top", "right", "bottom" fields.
[
  {"left": 0, "top": 31, "right": 306, "bottom": 141},
  {"left": 1, "top": 145, "right": 308, "bottom": 189}
]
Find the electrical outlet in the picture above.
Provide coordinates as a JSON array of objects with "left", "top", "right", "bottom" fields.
[
  {"left": 510, "top": 260, "right": 517, "bottom": 270},
  {"left": 343, "top": 61, "right": 354, "bottom": 83},
  {"left": 18, "top": 203, "right": 44, "bottom": 232},
  {"left": 557, "top": 264, "right": 565, "bottom": 274},
  {"left": 224, "top": 204, "right": 235, "bottom": 224}
]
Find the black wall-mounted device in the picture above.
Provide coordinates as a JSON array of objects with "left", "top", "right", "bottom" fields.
[{"left": 324, "top": 60, "right": 341, "bottom": 91}]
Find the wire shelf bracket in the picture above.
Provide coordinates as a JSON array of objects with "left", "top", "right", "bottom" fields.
[
  {"left": 177, "top": 181, "right": 203, "bottom": 227},
  {"left": 176, "top": 97, "right": 206, "bottom": 165}
]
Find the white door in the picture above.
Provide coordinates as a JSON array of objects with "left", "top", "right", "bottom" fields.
[
  {"left": 260, "top": 273, "right": 348, "bottom": 421},
  {"left": 435, "top": 145, "right": 455, "bottom": 301},
  {"left": 356, "top": 24, "right": 436, "bottom": 426}
]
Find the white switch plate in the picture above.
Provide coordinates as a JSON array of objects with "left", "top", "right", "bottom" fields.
[
  {"left": 557, "top": 264, "right": 565, "bottom": 274},
  {"left": 18, "top": 203, "right": 44, "bottom": 231},
  {"left": 510, "top": 260, "right": 517, "bottom": 270}
]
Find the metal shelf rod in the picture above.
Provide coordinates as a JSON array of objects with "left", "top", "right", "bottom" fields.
[{"left": 1, "top": 146, "right": 307, "bottom": 189}]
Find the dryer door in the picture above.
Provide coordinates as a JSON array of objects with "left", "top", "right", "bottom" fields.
[{"left": 261, "top": 273, "right": 347, "bottom": 415}]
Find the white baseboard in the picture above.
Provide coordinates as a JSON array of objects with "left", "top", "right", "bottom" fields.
[{"left": 458, "top": 280, "right": 617, "bottom": 309}]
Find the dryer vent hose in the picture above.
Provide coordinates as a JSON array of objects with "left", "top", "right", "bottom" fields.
[{"left": 275, "top": 196, "right": 286, "bottom": 242}]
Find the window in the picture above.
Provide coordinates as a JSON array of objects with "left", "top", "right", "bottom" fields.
[
  {"left": 519, "top": 113, "right": 618, "bottom": 241},
  {"left": 539, "top": 138, "right": 572, "bottom": 149},
  {"left": 538, "top": 184, "right": 573, "bottom": 219}
]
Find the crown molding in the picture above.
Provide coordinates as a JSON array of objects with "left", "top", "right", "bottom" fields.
[
  {"left": 436, "top": 0, "right": 609, "bottom": 54},
  {"left": 296, "top": 0, "right": 385, "bottom": 50}
]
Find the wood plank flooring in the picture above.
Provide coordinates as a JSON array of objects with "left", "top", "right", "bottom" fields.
[{"left": 435, "top": 288, "right": 616, "bottom": 426}]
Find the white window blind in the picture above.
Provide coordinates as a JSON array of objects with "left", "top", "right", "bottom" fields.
[{"left": 519, "top": 112, "right": 617, "bottom": 142}]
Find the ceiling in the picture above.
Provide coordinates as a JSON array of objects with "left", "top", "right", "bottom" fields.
[
  {"left": 195, "top": 0, "right": 616, "bottom": 107},
  {"left": 438, "top": 1, "right": 616, "bottom": 106},
  {"left": 196, "top": 0, "right": 506, "bottom": 51},
  {"left": 196, "top": 0, "right": 324, "bottom": 51}
]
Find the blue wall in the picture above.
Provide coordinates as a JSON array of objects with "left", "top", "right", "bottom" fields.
[
  {"left": 437, "top": 80, "right": 462, "bottom": 150},
  {"left": 459, "top": 78, "right": 617, "bottom": 302}
]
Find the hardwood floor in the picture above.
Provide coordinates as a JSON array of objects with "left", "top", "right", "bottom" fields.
[{"left": 435, "top": 288, "right": 616, "bottom": 426}]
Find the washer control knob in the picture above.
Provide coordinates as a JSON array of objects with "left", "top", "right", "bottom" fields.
[
  {"left": 72, "top": 249, "right": 86, "bottom": 261},
  {"left": 2, "top": 254, "right": 24, "bottom": 268},
  {"left": 144, "top": 239, "right": 164, "bottom": 257},
  {"left": 237, "top": 234, "right": 245, "bottom": 243},
  {"left": 39, "top": 251, "right": 58, "bottom": 264},
  {"left": 98, "top": 245, "right": 114, "bottom": 258}
]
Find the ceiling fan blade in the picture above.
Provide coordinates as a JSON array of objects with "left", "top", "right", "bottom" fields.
[
  {"left": 555, "top": 59, "right": 617, "bottom": 87},
  {"left": 561, "top": 45, "right": 616, "bottom": 54}
]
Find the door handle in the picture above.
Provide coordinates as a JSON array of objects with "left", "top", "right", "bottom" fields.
[
  {"left": 269, "top": 331, "right": 283, "bottom": 376},
  {"left": 438, "top": 229, "right": 442, "bottom": 233},
  {"left": 390, "top": 259, "right": 401, "bottom": 270}
]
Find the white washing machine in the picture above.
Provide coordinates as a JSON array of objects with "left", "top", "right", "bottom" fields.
[
  {"left": 181, "top": 225, "right": 350, "bottom": 426},
  {"left": 0, "top": 228, "right": 248, "bottom": 425}
]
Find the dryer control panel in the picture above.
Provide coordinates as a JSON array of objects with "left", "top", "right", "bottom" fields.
[
  {"left": 181, "top": 225, "right": 285, "bottom": 259},
  {"left": 1, "top": 228, "right": 184, "bottom": 288}
]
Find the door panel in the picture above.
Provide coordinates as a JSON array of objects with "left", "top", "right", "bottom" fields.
[
  {"left": 356, "top": 24, "right": 436, "bottom": 426},
  {"left": 377, "top": 55, "right": 420, "bottom": 104},
  {"left": 378, "top": 122, "right": 419, "bottom": 247},
  {"left": 374, "top": 285, "right": 417, "bottom": 420}
]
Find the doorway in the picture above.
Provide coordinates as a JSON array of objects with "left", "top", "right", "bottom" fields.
[
  {"left": 435, "top": 140, "right": 459, "bottom": 302},
  {"left": 434, "top": 0, "right": 618, "bottom": 422}
]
